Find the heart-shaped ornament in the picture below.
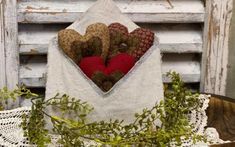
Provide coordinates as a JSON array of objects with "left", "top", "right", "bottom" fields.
[
  {"left": 58, "top": 22, "right": 154, "bottom": 93},
  {"left": 58, "top": 23, "right": 110, "bottom": 63},
  {"left": 79, "top": 53, "right": 135, "bottom": 92},
  {"left": 108, "top": 23, "right": 154, "bottom": 61}
]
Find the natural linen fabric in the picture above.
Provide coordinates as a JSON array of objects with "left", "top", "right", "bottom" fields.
[{"left": 45, "top": 0, "right": 164, "bottom": 123}]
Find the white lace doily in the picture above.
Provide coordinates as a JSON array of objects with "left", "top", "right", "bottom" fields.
[
  {"left": 171, "top": 94, "right": 231, "bottom": 147},
  {"left": 0, "top": 107, "right": 31, "bottom": 146},
  {"left": 0, "top": 94, "right": 230, "bottom": 146}
]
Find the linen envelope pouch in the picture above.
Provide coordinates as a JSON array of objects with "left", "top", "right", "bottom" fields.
[{"left": 45, "top": 0, "right": 164, "bottom": 123}]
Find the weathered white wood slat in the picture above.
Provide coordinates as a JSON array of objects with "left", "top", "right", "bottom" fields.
[
  {"left": 20, "top": 56, "right": 47, "bottom": 88},
  {"left": 0, "top": 0, "right": 6, "bottom": 87},
  {"left": 19, "top": 24, "right": 203, "bottom": 55},
  {"left": 0, "top": 0, "right": 19, "bottom": 108},
  {"left": 19, "top": 54, "right": 200, "bottom": 87},
  {"left": 142, "top": 24, "right": 203, "bottom": 53},
  {"left": 162, "top": 54, "right": 201, "bottom": 83},
  {"left": 200, "top": 0, "right": 233, "bottom": 95},
  {"left": 17, "top": 0, "right": 205, "bottom": 23}
]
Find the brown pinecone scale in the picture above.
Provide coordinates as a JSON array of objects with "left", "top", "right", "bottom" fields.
[{"left": 129, "top": 28, "right": 154, "bottom": 60}]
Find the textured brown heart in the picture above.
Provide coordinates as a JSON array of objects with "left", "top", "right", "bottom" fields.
[{"left": 58, "top": 23, "right": 110, "bottom": 63}]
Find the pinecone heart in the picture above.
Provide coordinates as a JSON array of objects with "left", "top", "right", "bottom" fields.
[
  {"left": 129, "top": 28, "right": 154, "bottom": 60},
  {"left": 108, "top": 23, "right": 154, "bottom": 61}
]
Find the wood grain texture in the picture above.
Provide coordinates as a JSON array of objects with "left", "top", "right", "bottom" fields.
[
  {"left": 207, "top": 95, "right": 235, "bottom": 141},
  {"left": 201, "top": 0, "right": 233, "bottom": 95},
  {"left": 0, "top": 0, "right": 6, "bottom": 87},
  {"left": 17, "top": 0, "right": 205, "bottom": 23},
  {"left": 211, "top": 142, "right": 235, "bottom": 147},
  {"left": 226, "top": 0, "right": 235, "bottom": 99},
  {"left": 0, "top": 0, "right": 19, "bottom": 108}
]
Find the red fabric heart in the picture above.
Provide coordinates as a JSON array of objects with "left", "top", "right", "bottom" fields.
[
  {"left": 79, "top": 56, "right": 106, "bottom": 78},
  {"left": 79, "top": 53, "right": 135, "bottom": 79},
  {"left": 106, "top": 53, "right": 135, "bottom": 75}
]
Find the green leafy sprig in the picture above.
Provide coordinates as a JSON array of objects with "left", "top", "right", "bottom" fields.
[
  {"left": 0, "top": 85, "right": 38, "bottom": 110},
  {"left": 20, "top": 72, "right": 206, "bottom": 147}
]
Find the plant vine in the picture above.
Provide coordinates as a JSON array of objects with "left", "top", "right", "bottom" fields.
[{"left": 18, "top": 72, "right": 207, "bottom": 146}]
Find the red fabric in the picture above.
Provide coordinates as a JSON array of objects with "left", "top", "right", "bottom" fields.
[
  {"left": 79, "top": 53, "right": 135, "bottom": 78},
  {"left": 106, "top": 53, "right": 135, "bottom": 74},
  {"left": 79, "top": 56, "right": 106, "bottom": 78}
]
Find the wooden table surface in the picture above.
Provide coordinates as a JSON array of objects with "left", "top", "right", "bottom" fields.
[
  {"left": 206, "top": 94, "right": 235, "bottom": 147},
  {"left": 211, "top": 142, "right": 235, "bottom": 147}
]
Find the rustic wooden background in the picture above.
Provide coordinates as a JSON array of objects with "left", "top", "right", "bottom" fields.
[
  {"left": 227, "top": 1, "right": 235, "bottom": 99},
  {"left": 0, "top": 0, "right": 233, "bottom": 107},
  {"left": 207, "top": 95, "right": 235, "bottom": 141}
]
